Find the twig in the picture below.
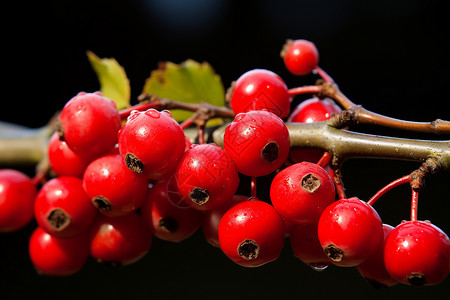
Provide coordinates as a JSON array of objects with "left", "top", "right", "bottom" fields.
[{"left": 319, "top": 82, "right": 450, "bottom": 134}]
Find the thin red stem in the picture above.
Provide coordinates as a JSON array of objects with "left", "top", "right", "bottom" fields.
[
  {"left": 317, "top": 152, "right": 331, "bottom": 168},
  {"left": 197, "top": 126, "right": 205, "bottom": 144},
  {"left": 180, "top": 113, "right": 198, "bottom": 130},
  {"left": 411, "top": 190, "right": 419, "bottom": 222},
  {"left": 330, "top": 169, "right": 346, "bottom": 199},
  {"left": 313, "top": 66, "right": 334, "bottom": 84},
  {"left": 31, "top": 171, "right": 47, "bottom": 187},
  {"left": 288, "top": 85, "right": 321, "bottom": 96},
  {"left": 250, "top": 176, "right": 257, "bottom": 199},
  {"left": 367, "top": 175, "right": 410, "bottom": 206}
]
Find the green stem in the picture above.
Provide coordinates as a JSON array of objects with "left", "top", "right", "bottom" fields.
[{"left": 0, "top": 122, "right": 51, "bottom": 166}]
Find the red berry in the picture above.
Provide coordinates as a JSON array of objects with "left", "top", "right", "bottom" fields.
[
  {"left": 202, "top": 195, "right": 249, "bottom": 248},
  {"left": 170, "top": 143, "right": 240, "bottom": 211},
  {"left": 34, "top": 176, "right": 97, "bottom": 238},
  {"left": 281, "top": 39, "right": 319, "bottom": 76},
  {"left": 47, "top": 132, "right": 91, "bottom": 178},
  {"left": 58, "top": 91, "right": 122, "bottom": 160},
  {"left": 289, "top": 222, "right": 330, "bottom": 270},
  {"left": 288, "top": 98, "right": 341, "bottom": 124},
  {"left": 29, "top": 226, "right": 89, "bottom": 276},
  {"left": 0, "top": 169, "right": 37, "bottom": 232},
  {"left": 224, "top": 110, "right": 290, "bottom": 177},
  {"left": 118, "top": 109, "right": 186, "bottom": 181},
  {"left": 82, "top": 154, "right": 149, "bottom": 217},
  {"left": 270, "top": 162, "right": 335, "bottom": 224},
  {"left": 287, "top": 97, "right": 341, "bottom": 164},
  {"left": 229, "top": 69, "right": 291, "bottom": 118},
  {"left": 384, "top": 220, "right": 450, "bottom": 286},
  {"left": 356, "top": 224, "right": 398, "bottom": 288},
  {"left": 89, "top": 213, "right": 152, "bottom": 266},
  {"left": 317, "top": 197, "right": 384, "bottom": 267},
  {"left": 218, "top": 199, "right": 285, "bottom": 267},
  {"left": 140, "top": 180, "right": 204, "bottom": 243}
]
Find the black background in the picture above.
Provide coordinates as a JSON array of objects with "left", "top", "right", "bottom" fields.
[{"left": 2, "top": 0, "right": 450, "bottom": 299}]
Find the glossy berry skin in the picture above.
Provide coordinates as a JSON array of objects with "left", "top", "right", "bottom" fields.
[
  {"left": 202, "top": 195, "right": 249, "bottom": 248},
  {"left": 288, "top": 98, "right": 341, "bottom": 124},
  {"left": 89, "top": 213, "right": 152, "bottom": 266},
  {"left": 356, "top": 224, "right": 398, "bottom": 288},
  {"left": 82, "top": 154, "right": 149, "bottom": 217},
  {"left": 270, "top": 162, "right": 335, "bottom": 224},
  {"left": 288, "top": 97, "right": 341, "bottom": 164},
  {"left": 0, "top": 169, "right": 37, "bottom": 232},
  {"left": 218, "top": 199, "right": 285, "bottom": 268},
  {"left": 281, "top": 39, "right": 319, "bottom": 76},
  {"left": 229, "top": 69, "right": 291, "bottom": 118},
  {"left": 34, "top": 176, "right": 97, "bottom": 238},
  {"left": 384, "top": 220, "right": 450, "bottom": 287},
  {"left": 47, "top": 132, "right": 90, "bottom": 178},
  {"left": 58, "top": 91, "right": 122, "bottom": 160},
  {"left": 317, "top": 197, "right": 384, "bottom": 267},
  {"left": 224, "top": 110, "right": 290, "bottom": 177},
  {"left": 29, "top": 226, "right": 89, "bottom": 276},
  {"left": 289, "top": 222, "right": 330, "bottom": 270},
  {"left": 170, "top": 143, "right": 240, "bottom": 211},
  {"left": 140, "top": 180, "right": 204, "bottom": 243},
  {"left": 118, "top": 109, "right": 186, "bottom": 181}
]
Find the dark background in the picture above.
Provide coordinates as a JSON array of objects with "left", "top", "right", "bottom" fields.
[{"left": 2, "top": 0, "right": 449, "bottom": 299}]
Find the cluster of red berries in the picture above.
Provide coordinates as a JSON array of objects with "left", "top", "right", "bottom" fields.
[{"left": 0, "top": 39, "right": 448, "bottom": 288}]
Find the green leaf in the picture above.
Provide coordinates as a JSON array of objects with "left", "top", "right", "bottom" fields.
[
  {"left": 87, "top": 51, "right": 131, "bottom": 110},
  {"left": 142, "top": 59, "right": 225, "bottom": 125}
]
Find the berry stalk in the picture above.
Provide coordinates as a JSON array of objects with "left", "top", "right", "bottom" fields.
[
  {"left": 320, "top": 82, "right": 450, "bottom": 134},
  {"left": 411, "top": 190, "right": 419, "bottom": 222},
  {"left": 367, "top": 175, "right": 411, "bottom": 206}
]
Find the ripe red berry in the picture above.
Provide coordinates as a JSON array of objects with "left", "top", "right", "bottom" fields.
[
  {"left": 118, "top": 109, "right": 186, "bottom": 181},
  {"left": 82, "top": 154, "right": 149, "bottom": 217},
  {"left": 281, "top": 39, "right": 319, "bottom": 76},
  {"left": 289, "top": 222, "right": 330, "bottom": 271},
  {"left": 170, "top": 143, "right": 240, "bottom": 211},
  {"left": 317, "top": 197, "right": 384, "bottom": 267},
  {"left": 89, "top": 213, "right": 152, "bottom": 266},
  {"left": 384, "top": 220, "right": 450, "bottom": 286},
  {"left": 58, "top": 91, "right": 122, "bottom": 160},
  {"left": 140, "top": 180, "right": 204, "bottom": 243},
  {"left": 202, "top": 195, "right": 249, "bottom": 248},
  {"left": 228, "top": 69, "right": 291, "bottom": 118},
  {"left": 288, "top": 98, "right": 341, "bottom": 124},
  {"left": 29, "top": 226, "right": 89, "bottom": 276},
  {"left": 0, "top": 169, "right": 37, "bottom": 232},
  {"left": 47, "top": 132, "right": 90, "bottom": 178},
  {"left": 218, "top": 199, "right": 285, "bottom": 267},
  {"left": 356, "top": 224, "right": 398, "bottom": 288},
  {"left": 34, "top": 176, "right": 97, "bottom": 238},
  {"left": 270, "top": 162, "right": 335, "bottom": 224},
  {"left": 287, "top": 97, "right": 341, "bottom": 164},
  {"left": 224, "top": 110, "right": 290, "bottom": 177}
]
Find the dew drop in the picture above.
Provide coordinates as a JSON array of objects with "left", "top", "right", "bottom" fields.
[
  {"left": 145, "top": 109, "right": 160, "bottom": 118},
  {"left": 309, "top": 264, "right": 329, "bottom": 272}
]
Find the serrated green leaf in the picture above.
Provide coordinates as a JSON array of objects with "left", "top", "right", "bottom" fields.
[
  {"left": 142, "top": 59, "right": 225, "bottom": 126},
  {"left": 87, "top": 51, "right": 131, "bottom": 110}
]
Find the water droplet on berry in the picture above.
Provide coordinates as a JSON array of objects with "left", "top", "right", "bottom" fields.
[
  {"left": 234, "top": 113, "right": 246, "bottom": 122},
  {"left": 309, "top": 264, "right": 329, "bottom": 272},
  {"left": 161, "top": 110, "right": 172, "bottom": 117},
  {"left": 145, "top": 109, "right": 160, "bottom": 118},
  {"left": 127, "top": 110, "right": 141, "bottom": 122}
]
